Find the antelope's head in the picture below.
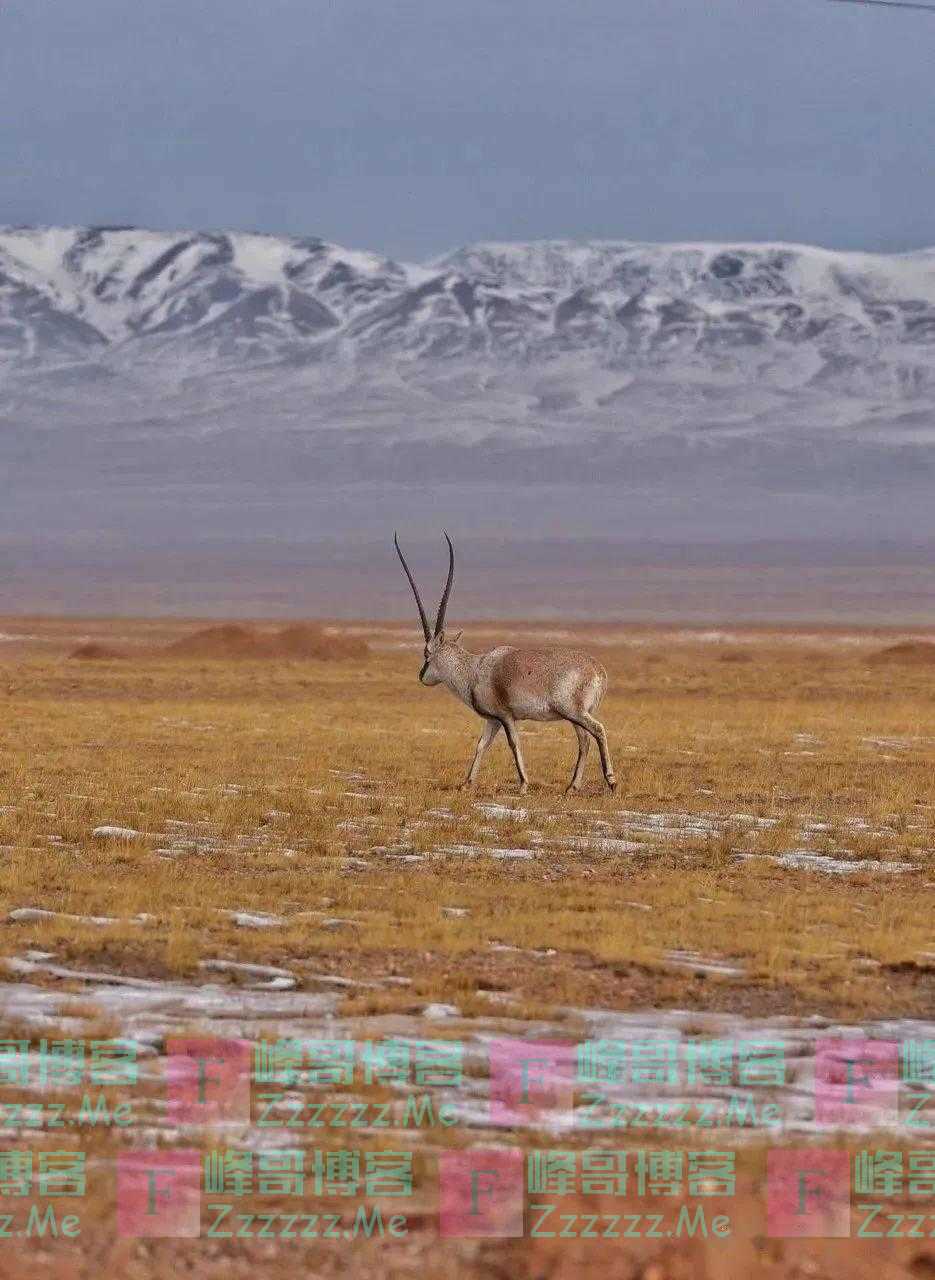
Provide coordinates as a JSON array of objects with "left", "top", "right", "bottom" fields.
[{"left": 394, "top": 532, "right": 462, "bottom": 686}]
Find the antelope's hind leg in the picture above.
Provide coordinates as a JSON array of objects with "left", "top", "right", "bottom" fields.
[
  {"left": 584, "top": 711, "right": 612, "bottom": 788},
  {"left": 461, "top": 717, "right": 501, "bottom": 790},
  {"left": 565, "top": 723, "right": 590, "bottom": 794},
  {"left": 575, "top": 712, "right": 616, "bottom": 792}
]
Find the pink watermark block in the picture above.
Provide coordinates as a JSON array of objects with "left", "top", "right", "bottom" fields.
[
  {"left": 165, "top": 1037, "right": 253, "bottom": 1127},
  {"left": 117, "top": 1150, "right": 201, "bottom": 1237},
  {"left": 766, "top": 1150, "right": 850, "bottom": 1238},
  {"left": 488, "top": 1039, "right": 576, "bottom": 1125},
  {"left": 813, "top": 1038, "right": 899, "bottom": 1128},
  {"left": 439, "top": 1148, "right": 524, "bottom": 1237}
]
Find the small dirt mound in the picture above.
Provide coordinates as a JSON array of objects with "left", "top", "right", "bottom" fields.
[
  {"left": 869, "top": 641, "right": 935, "bottom": 667},
  {"left": 269, "top": 623, "right": 369, "bottom": 661},
  {"left": 69, "top": 642, "right": 127, "bottom": 660},
  {"left": 163, "top": 624, "right": 272, "bottom": 660},
  {"left": 160, "top": 622, "right": 369, "bottom": 660},
  {"left": 718, "top": 648, "right": 754, "bottom": 664}
]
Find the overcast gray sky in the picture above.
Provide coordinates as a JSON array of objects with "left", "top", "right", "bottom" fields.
[{"left": 1, "top": 0, "right": 933, "bottom": 261}]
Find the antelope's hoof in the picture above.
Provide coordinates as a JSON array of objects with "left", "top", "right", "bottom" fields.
[
  {"left": 518, "top": 783, "right": 529, "bottom": 796},
  {"left": 564, "top": 783, "right": 580, "bottom": 796},
  {"left": 607, "top": 778, "right": 617, "bottom": 793}
]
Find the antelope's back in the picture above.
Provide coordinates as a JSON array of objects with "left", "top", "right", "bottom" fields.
[{"left": 489, "top": 646, "right": 607, "bottom": 718}]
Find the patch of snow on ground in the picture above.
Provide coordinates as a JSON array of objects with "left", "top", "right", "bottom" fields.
[
  {"left": 224, "top": 910, "right": 287, "bottom": 929},
  {"left": 664, "top": 950, "right": 746, "bottom": 978},
  {"left": 474, "top": 803, "right": 530, "bottom": 821},
  {"left": 439, "top": 844, "right": 537, "bottom": 861},
  {"left": 550, "top": 836, "right": 647, "bottom": 855},
  {"left": 744, "top": 850, "right": 915, "bottom": 875},
  {"left": 7, "top": 907, "right": 151, "bottom": 927}
]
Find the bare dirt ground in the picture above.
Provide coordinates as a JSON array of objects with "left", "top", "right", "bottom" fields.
[{"left": 1, "top": 615, "right": 934, "bottom": 1278}]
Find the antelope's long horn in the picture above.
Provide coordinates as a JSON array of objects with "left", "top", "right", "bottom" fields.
[
  {"left": 394, "top": 532, "right": 431, "bottom": 642},
  {"left": 434, "top": 532, "right": 455, "bottom": 636}
]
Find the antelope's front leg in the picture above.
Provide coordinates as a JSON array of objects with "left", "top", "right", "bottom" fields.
[
  {"left": 461, "top": 717, "right": 501, "bottom": 789},
  {"left": 499, "top": 716, "right": 529, "bottom": 794}
]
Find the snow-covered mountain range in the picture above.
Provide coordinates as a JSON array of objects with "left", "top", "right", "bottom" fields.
[
  {"left": 4, "top": 226, "right": 935, "bottom": 392},
  {"left": 2, "top": 225, "right": 934, "bottom": 581}
]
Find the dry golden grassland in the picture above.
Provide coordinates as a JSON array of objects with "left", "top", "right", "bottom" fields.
[
  {"left": 1, "top": 616, "right": 935, "bottom": 1279},
  {"left": 1, "top": 616, "right": 934, "bottom": 1016}
]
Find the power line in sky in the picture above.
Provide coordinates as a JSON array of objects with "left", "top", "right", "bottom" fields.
[{"left": 827, "top": 0, "right": 935, "bottom": 12}]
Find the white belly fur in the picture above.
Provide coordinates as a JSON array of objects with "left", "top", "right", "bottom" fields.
[{"left": 509, "top": 695, "right": 560, "bottom": 722}]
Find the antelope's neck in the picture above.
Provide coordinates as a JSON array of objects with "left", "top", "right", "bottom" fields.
[{"left": 442, "top": 647, "right": 481, "bottom": 707}]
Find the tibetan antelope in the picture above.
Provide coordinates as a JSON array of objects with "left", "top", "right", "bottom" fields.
[{"left": 394, "top": 532, "right": 616, "bottom": 795}]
